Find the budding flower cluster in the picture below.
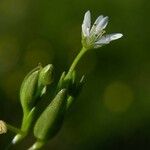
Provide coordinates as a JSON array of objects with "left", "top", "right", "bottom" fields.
[
  {"left": 12, "top": 64, "right": 54, "bottom": 144},
  {"left": 1, "top": 10, "right": 123, "bottom": 150}
]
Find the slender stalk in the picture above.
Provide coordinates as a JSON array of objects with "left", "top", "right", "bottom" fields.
[
  {"left": 6, "top": 123, "right": 23, "bottom": 134},
  {"left": 65, "top": 47, "right": 87, "bottom": 79},
  {"left": 4, "top": 123, "right": 23, "bottom": 150}
]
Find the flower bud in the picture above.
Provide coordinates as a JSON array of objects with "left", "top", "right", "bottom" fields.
[
  {"left": 20, "top": 64, "right": 54, "bottom": 114},
  {"left": 38, "top": 64, "right": 54, "bottom": 86},
  {"left": 20, "top": 66, "right": 41, "bottom": 113},
  {"left": 0, "top": 120, "right": 7, "bottom": 134},
  {"left": 34, "top": 89, "right": 67, "bottom": 141}
]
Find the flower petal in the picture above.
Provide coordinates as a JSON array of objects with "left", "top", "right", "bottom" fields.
[
  {"left": 109, "top": 33, "right": 123, "bottom": 40},
  {"left": 90, "top": 15, "right": 103, "bottom": 35},
  {"left": 95, "top": 16, "right": 109, "bottom": 34},
  {"left": 96, "top": 33, "right": 123, "bottom": 45},
  {"left": 82, "top": 11, "right": 91, "bottom": 37}
]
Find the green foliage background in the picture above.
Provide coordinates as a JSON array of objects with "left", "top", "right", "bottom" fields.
[{"left": 0, "top": 0, "right": 150, "bottom": 149}]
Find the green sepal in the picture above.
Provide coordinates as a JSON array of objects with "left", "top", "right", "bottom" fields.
[
  {"left": 34, "top": 89, "right": 67, "bottom": 141},
  {"left": 57, "top": 71, "right": 76, "bottom": 92},
  {"left": 71, "top": 70, "right": 76, "bottom": 83},
  {"left": 66, "top": 75, "right": 85, "bottom": 110},
  {"left": 66, "top": 96, "right": 74, "bottom": 110},
  {"left": 21, "top": 107, "right": 36, "bottom": 132},
  {"left": 68, "top": 74, "right": 85, "bottom": 97},
  {"left": 56, "top": 71, "right": 66, "bottom": 91},
  {"left": 75, "top": 75, "right": 85, "bottom": 96}
]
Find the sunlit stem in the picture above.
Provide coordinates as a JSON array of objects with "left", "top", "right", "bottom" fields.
[
  {"left": 28, "top": 141, "right": 45, "bottom": 150},
  {"left": 65, "top": 47, "right": 87, "bottom": 79}
]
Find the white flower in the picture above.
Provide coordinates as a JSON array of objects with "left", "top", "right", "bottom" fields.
[{"left": 82, "top": 10, "right": 123, "bottom": 49}]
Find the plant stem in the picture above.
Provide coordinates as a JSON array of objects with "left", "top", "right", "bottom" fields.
[
  {"left": 65, "top": 47, "right": 87, "bottom": 79},
  {"left": 6, "top": 123, "right": 22, "bottom": 134},
  {"left": 28, "top": 141, "right": 45, "bottom": 150}
]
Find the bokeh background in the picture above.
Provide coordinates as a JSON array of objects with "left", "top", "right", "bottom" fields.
[{"left": 0, "top": 0, "right": 150, "bottom": 149}]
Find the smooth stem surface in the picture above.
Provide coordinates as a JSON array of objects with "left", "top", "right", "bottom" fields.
[
  {"left": 65, "top": 47, "right": 87, "bottom": 79},
  {"left": 28, "top": 141, "right": 45, "bottom": 150},
  {"left": 6, "top": 123, "right": 23, "bottom": 134}
]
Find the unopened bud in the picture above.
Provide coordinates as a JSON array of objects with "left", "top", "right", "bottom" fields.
[
  {"left": 0, "top": 120, "right": 7, "bottom": 134},
  {"left": 38, "top": 64, "right": 54, "bottom": 86},
  {"left": 20, "top": 67, "right": 40, "bottom": 112},
  {"left": 34, "top": 89, "right": 67, "bottom": 141}
]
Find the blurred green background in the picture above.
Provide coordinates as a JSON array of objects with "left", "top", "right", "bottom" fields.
[{"left": 0, "top": 0, "right": 150, "bottom": 149}]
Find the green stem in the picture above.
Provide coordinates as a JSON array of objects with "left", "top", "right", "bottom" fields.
[
  {"left": 6, "top": 123, "right": 23, "bottom": 134},
  {"left": 65, "top": 47, "right": 87, "bottom": 79},
  {"left": 28, "top": 141, "right": 45, "bottom": 150}
]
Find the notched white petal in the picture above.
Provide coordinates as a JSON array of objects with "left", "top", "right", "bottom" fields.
[
  {"left": 95, "top": 16, "right": 109, "bottom": 33},
  {"left": 82, "top": 24, "right": 88, "bottom": 37},
  {"left": 95, "top": 35, "right": 110, "bottom": 44},
  {"left": 96, "top": 33, "right": 123, "bottom": 45},
  {"left": 90, "top": 15, "right": 104, "bottom": 34},
  {"left": 82, "top": 11, "right": 91, "bottom": 37},
  {"left": 94, "top": 15, "right": 104, "bottom": 25},
  {"left": 84, "top": 10, "right": 91, "bottom": 26},
  {"left": 109, "top": 33, "right": 123, "bottom": 40}
]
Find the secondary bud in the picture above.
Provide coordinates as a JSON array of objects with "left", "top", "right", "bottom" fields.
[
  {"left": 0, "top": 120, "right": 7, "bottom": 134},
  {"left": 20, "top": 67, "right": 40, "bottom": 112},
  {"left": 38, "top": 64, "right": 54, "bottom": 86},
  {"left": 34, "top": 89, "right": 67, "bottom": 141}
]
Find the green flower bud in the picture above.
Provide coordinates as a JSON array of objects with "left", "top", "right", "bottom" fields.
[
  {"left": 38, "top": 64, "right": 54, "bottom": 86},
  {"left": 20, "top": 66, "right": 41, "bottom": 113},
  {"left": 34, "top": 89, "right": 67, "bottom": 141},
  {"left": 20, "top": 64, "right": 54, "bottom": 114}
]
